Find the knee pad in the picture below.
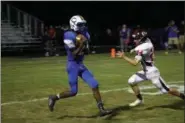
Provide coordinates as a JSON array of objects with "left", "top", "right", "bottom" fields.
[{"left": 128, "top": 76, "right": 136, "bottom": 85}]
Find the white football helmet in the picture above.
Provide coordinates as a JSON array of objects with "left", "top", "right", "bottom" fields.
[{"left": 69, "top": 15, "right": 87, "bottom": 31}]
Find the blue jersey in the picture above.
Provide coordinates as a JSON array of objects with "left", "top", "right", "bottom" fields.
[
  {"left": 63, "top": 30, "right": 98, "bottom": 93},
  {"left": 120, "top": 29, "right": 129, "bottom": 39},
  {"left": 63, "top": 30, "right": 90, "bottom": 62}
]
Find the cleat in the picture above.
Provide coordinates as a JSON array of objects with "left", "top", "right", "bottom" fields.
[
  {"left": 178, "top": 51, "right": 182, "bottom": 54},
  {"left": 45, "top": 52, "right": 49, "bottom": 57},
  {"left": 165, "top": 51, "right": 168, "bottom": 55},
  {"left": 55, "top": 54, "right": 59, "bottom": 56},
  {"left": 99, "top": 109, "right": 113, "bottom": 117},
  {"left": 97, "top": 103, "right": 112, "bottom": 117},
  {"left": 48, "top": 95, "right": 57, "bottom": 112},
  {"left": 129, "top": 99, "right": 144, "bottom": 107}
]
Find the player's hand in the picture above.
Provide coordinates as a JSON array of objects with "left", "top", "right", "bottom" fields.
[
  {"left": 76, "top": 34, "right": 87, "bottom": 46},
  {"left": 117, "top": 51, "right": 125, "bottom": 58}
]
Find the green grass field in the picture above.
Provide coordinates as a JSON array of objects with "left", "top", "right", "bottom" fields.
[{"left": 1, "top": 52, "right": 184, "bottom": 123}]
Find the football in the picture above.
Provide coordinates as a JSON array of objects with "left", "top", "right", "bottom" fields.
[{"left": 76, "top": 34, "right": 87, "bottom": 46}]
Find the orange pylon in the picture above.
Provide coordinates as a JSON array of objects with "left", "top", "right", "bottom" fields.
[{"left": 111, "top": 48, "right": 116, "bottom": 58}]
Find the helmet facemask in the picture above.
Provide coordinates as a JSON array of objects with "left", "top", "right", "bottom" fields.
[
  {"left": 132, "top": 31, "right": 147, "bottom": 46},
  {"left": 76, "top": 22, "right": 86, "bottom": 32}
]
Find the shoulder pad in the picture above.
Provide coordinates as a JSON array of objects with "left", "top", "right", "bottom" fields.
[{"left": 64, "top": 31, "right": 76, "bottom": 40}]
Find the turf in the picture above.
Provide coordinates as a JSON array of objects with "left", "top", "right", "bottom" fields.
[{"left": 1, "top": 52, "right": 184, "bottom": 123}]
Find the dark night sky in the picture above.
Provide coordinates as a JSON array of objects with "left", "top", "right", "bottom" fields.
[{"left": 2, "top": 1, "right": 185, "bottom": 30}]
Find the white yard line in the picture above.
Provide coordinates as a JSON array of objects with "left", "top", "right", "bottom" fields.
[{"left": 1, "top": 80, "right": 184, "bottom": 106}]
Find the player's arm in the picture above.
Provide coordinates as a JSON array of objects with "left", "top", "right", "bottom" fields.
[
  {"left": 72, "top": 46, "right": 83, "bottom": 56},
  {"left": 64, "top": 32, "right": 85, "bottom": 56},
  {"left": 64, "top": 39, "right": 84, "bottom": 56},
  {"left": 118, "top": 52, "right": 141, "bottom": 66},
  {"left": 172, "top": 26, "right": 179, "bottom": 33},
  {"left": 72, "top": 40, "right": 85, "bottom": 56},
  {"left": 123, "top": 55, "right": 140, "bottom": 66}
]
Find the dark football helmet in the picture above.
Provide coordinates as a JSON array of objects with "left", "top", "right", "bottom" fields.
[{"left": 132, "top": 30, "right": 148, "bottom": 45}]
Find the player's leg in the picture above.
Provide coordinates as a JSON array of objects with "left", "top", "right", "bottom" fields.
[
  {"left": 182, "top": 35, "right": 185, "bottom": 50},
  {"left": 164, "top": 42, "right": 168, "bottom": 53},
  {"left": 55, "top": 38, "right": 60, "bottom": 56},
  {"left": 57, "top": 70, "right": 79, "bottom": 98},
  {"left": 123, "top": 40, "right": 127, "bottom": 52},
  {"left": 174, "top": 38, "right": 182, "bottom": 54},
  {"left": 165, "top": 38, "right": 172, "bottom": 54},
  {"left": 120, "top": 38, "right": 124, "bottom": 52},
  {"left": 179, "top": 35, "right": 184, "bottom": 51},
  {"left": 48, "top": 63, "right": 79, "bottom": 111},
  {"left": 128, "top": 71, "right": 147, "bottom": 107},
  {"left": 79, "top": 65, "right": 112, "bottom": 116},
  {"left": 45, "top": 40, "right": 50, "bottom": 57},
  {"left": 152, "top": 76, "right": 185, "bottom": 100}
]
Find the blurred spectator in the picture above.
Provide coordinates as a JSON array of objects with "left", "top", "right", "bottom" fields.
[
  {"left": 43, "top": 26, "right": 49, "bottom": 44},
  {"left": 163, "top": 22, "right": 171, "bottom": 50},
  {"left": 61, "top": 24, "right": 70, "bottom": 46},
  {"left": 179, "top": 20, "right": 184, "bottom": 51},
  {"left": 44, "top": 25, "right": 56, "bottom": 56},
  {"left": 150, "top": 28, "right": 164, "bottom": 50},
  {"left": 165, "top": 20, "right": 181, "bottom": 54},
  {"left": 104, "top": 28, "right": 114, "bottom": 45},
  {"left": 136, "top": 25, "right": 141, "bottom": 30},
  {"left": 43, "top": 26, "right": 50, "bottom": 56},
  {"left": 131, "top": 25, "right": 141, "bottom": 34},
  {"left": 48, "top": 25, "right": 56, "bottom": 40},
  {"left": 106, "top": 28, "right": 112, "bottom": 36},
  {"left": 61, "top": 24, "right": 69, "bottom": 31},
  {"left": 55, "top": 25, "right": 63, "bottom": 56},
  {"left": 119, "top": 24, "right": 130, "bottom": 52}
]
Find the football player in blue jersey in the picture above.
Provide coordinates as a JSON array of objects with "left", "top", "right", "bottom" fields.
[{"left": 48, "top": 15, "right": 112, "bottom": 116}]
